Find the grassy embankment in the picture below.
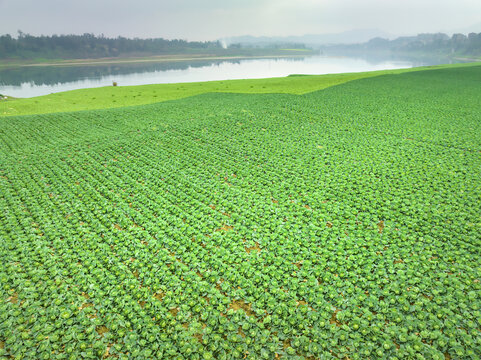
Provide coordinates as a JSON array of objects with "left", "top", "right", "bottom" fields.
[{"left": 1, "top": 61, "right": 479, "bottom": 117}]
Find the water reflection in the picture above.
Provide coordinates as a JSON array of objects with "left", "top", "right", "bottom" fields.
[{"left": 0, "top": 55, "right": 459, "bottom": 98}]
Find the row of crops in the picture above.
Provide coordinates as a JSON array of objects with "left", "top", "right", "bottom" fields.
[{"left": 0, "top": 66, "right": 480, "bottom": 359}]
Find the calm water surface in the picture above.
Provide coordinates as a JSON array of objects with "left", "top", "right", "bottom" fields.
[{"left": 0, "top": 55, "right": 455, "bottom": 98}]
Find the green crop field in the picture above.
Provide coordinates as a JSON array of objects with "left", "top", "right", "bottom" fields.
[{"left": 1, "top": 65, "right": 480, "bottom": 360}]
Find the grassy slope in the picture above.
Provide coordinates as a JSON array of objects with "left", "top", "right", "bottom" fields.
[{"left": 2, "top": 62, "right": 478, "bottom": 117}]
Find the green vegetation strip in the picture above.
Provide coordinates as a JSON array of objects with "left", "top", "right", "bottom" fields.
[
  {"left": 1, "top": 62, "right": 478, "bottom": 117},
  {"left": 0, "top": 65, "right": 480, "bottom": 359}
]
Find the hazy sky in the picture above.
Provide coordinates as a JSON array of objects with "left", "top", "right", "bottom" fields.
[{"left": 0, "top": 0, "right": 480, "bottom": 40}]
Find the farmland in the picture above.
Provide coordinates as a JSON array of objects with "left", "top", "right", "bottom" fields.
[{"left": 1, "top": 65, "right": 480, "bottom": 359}]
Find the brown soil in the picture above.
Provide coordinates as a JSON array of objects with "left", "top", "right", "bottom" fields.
[
  {"left": 96, "top": 326, "right": 109, "bottom": 336},
  {"left": 228, "top": 299, "right": 256, "bottom": 317},
  {"left": 245, "top": 242, "right": 261, "bottom": 254},
  {"left": 377, "top": 220, "right": 385, "bottom": 234}
]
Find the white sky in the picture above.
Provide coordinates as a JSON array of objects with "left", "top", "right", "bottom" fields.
[{"left": 0, "top": 0, "right": 480, "bottom": 40}]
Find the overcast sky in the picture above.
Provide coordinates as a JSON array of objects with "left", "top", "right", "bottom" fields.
[{"left": 0, "top": 0, "right": 480, "bottom": 40}]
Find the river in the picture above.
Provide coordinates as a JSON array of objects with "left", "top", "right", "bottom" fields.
[{"left": 0, "top": 54, "right": 460, "bottom": 98}]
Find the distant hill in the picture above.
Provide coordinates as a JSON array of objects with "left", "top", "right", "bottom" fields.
[{"left": 223, "top": 29, "right": 394, "bottom": 47}]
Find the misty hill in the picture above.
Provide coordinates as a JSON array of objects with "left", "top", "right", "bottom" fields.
[
  {"left": 321, "top": 32, "right": 481, "bottom": 58},
  {"left": 223, "top": 29, "right": 393, "bottom": 47}
]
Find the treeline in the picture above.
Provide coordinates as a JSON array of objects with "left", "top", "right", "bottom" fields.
[
  {"left": 0, "top": 32, "right": 224, "bottom": 59},
  {"left": 322, "top": 32, "right": 481, "bottom": 58}
]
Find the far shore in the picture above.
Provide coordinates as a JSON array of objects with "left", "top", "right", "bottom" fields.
[
  {"left": 1, "top": 52, "right": 478, "bottom": 70},
  {"left": 0, "top": 52, "right": 317, "bottom": 69},
  {"left": 453, "top": 56, "right": 481, "bottom": 62}
]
